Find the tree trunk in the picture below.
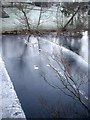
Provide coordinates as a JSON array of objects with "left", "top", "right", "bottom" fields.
[
  {"left": 37, "top": 5, "right": 43, "bottom": 30},
  {"left": 63, "top": 5, "right": 81, "bottom": 29},
  {"left": 22, "top": 9, "right": 31, "bottom": 31}
]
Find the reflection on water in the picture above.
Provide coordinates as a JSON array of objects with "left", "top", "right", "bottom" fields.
[
  {"left": 1, "top": 31, "right": 89, "bottom": 118},
  {"left": 0, "top": 36, "right": 2, "bottom": 55},
  {"left": 80, "top": 31, "right": 88, "bottom": 62},
  {"left": 58, "top": 34, "right": 82, "bottom": 55}
]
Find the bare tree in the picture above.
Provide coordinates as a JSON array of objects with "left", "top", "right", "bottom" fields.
[
  {"left": 12, "top": 2, "right": 35, "bottom": 31},
  {"left": 56, "top": 2, "right": 88, "bottom": 31}
]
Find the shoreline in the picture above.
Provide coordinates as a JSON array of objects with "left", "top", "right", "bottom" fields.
[
  {"left": 1, "top": 28, "right": 88, "bottom": 36},
  {"left": 0, "top": 56, "right": 26, "bottom": 119}
]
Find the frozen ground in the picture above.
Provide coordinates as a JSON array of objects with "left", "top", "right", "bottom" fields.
[{"left": 0, "top": 55, "right": 26, "bottom": 119}]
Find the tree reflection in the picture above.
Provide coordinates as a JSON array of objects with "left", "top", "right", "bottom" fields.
[
  {"left": 58, "top": 32, "right": 82, "bottom": 55},
  {"left": 39, "top": 95, "right": 88, "bottom": 118},
  {"left": 37, "top": 37, "right": 41, "bottom": 52},
  {"left": 40, "top": 44, "right": 89, "bottom": 115},
  {"left": 20, "top": 35, "right": 31, "bottom": 58}
]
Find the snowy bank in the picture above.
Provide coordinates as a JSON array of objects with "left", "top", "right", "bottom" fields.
[{"left": 0, "top": 56, "right": 26, "bottom": 119}]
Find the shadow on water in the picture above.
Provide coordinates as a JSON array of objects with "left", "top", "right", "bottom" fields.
[{"left": 1, "top": 32, "right": 89, "bottom": 118}]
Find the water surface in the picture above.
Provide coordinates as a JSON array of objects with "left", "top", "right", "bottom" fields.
[{"left": 1, "top": 32, "right": 88, "bottom": 118}]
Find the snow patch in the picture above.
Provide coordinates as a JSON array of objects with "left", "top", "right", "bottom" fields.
[
  {"left": 34, "top": 65, "right": 39, "bottom": 70},
  {"left": 46, "top": 64, "right": 50, "bottom": 67},
  {"left": 0, "top": 56, "right": 26, "bottom": 119}
]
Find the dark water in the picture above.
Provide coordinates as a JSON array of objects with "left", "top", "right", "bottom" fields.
[{"left": 1, "top": 32, "right": 89, "bottom": 118}]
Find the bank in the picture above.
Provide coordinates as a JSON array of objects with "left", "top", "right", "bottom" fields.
[{"left": 0, "top": 55, "right": 26, "bottom": 119}]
